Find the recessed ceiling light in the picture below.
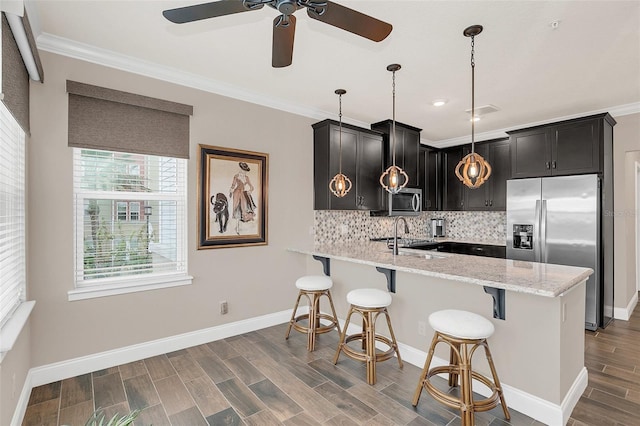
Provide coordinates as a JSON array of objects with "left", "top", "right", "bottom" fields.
[{"left": 432, "top": 99, "right": 447, "bottom": 107}]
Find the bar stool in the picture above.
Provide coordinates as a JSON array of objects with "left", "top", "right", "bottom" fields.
[
  {"left": 285, "top": 275, "right": 340, "bottom": 351},
  {"left": 412, "top": 309, "right": 510, "bottom": 426},
  {"left": 333, "top": 288, "right": 402, "bottom": 385}
]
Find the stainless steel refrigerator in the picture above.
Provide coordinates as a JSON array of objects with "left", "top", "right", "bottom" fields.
[{"left": 506, "top": 174, "right": 613, "bottom": 330}]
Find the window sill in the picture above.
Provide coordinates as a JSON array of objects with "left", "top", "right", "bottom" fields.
[
  {"left": 0, "top": 301, "right": 36, "bottom": 361},
  {"left": 68, "top": 274, "right": 193, "bottom": 301}
]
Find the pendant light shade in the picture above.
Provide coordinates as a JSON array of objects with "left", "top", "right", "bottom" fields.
[
  {"left": 380, "top": 64, "right": 409, "bottom": 194},
  {"left": 455, "top": 25, "right": 491, "bottom": 189},
  {"left": 329, "top": 89, "right": 352, "bottom": 198}
]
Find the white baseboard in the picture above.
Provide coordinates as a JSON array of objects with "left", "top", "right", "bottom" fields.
[
  {"left": 614, "top": 292, "right": 638, "bottom": 321},
  {"left": 340, "top": 318, "right": 584, "bottom": 426},
  {"left": 14, "top": 307, "right": 585, "bottom": 426}
]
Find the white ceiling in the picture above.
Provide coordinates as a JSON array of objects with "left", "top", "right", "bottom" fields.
[{"left": 28, "top": 0, "right": 640, "bottom": 146}]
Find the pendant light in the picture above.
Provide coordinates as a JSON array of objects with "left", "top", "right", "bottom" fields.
[
  {"left": 329, "top": 89, "right": 352, "bottom": 198},
  {"left": 455, "top": 25, "right": 492, "bottom": 189},
  {"left": 380, "top": 64, "right": 409, "bottom": 194}
]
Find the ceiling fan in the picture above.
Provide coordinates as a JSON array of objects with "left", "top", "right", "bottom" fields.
[{"left": 162, "top": 0, "right": 392, "bottom": 68}]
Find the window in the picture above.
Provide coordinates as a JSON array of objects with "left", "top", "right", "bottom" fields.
[
  {"left": 71, "top": 148, "right": 190, "bottom": 300},
  {"left": 116, "top": 201, "right": 127, "bottom": 221},
  {"left": 129, "top": 202, "right": 140, "bottom": 221},
  {"left": 0, "top": 102, "right": 26, "bottom": 327}
]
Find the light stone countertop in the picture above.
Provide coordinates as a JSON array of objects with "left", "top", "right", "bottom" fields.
[{"left": 288, "top": 242, "right": 593, "bottom": 297}]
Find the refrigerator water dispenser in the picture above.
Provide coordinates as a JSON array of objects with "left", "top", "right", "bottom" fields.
[{"left": 512, "top": 224, "right": 533, "bottom": 249}]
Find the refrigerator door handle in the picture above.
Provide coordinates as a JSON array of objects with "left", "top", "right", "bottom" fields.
[
  {"left": 534, "top": 200, "right": 541, "bottom": 263},
  {"left": 541, "top": 199, "right": 548, "bottom": 263}
]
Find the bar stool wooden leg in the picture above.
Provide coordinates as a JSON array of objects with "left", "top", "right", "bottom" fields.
[
  {"left": 460, "top": 343, "right": 474, "bottom": 426},
  {"left": 484, "top": 342, "right": 511, "bottom": 420},
  {"left": 412, "top": 332, "right": 439, "bottom": 407},
  {"left": 285, "top": 291, "right": 304, "bottom": 340},
  {"left": 364, "top": 311, "right": 376, "bottom": 385},
  {"left": 383, "top": 308, "right": 403, "bottom": 369},
  {"left": 326, "top": 290, "right": 342, "bottom": 337},
  {"left": 448, "top": 341, "right": 460, "bottom": 387},
  {"left": 333, "top": 307, "right": 355, "bottom": 364},
  {"left": 307, "top": 293, "right": 319, "bottom": 351}
]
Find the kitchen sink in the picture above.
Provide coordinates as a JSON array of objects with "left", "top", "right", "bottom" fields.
[{"left": 395, "top": 248, "right": 446, "bottom": 260}]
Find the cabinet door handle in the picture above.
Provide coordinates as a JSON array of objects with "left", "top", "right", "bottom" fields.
[
  {"left": 552, "top": 161, "right": 557, "bottom": 169},
  {"left": 489, "top": 200, "right": 493, "bottom": 206},
  {"left": 485, "top": 200, "right": 488, "bottom": 206},
  {"left": 545, "top": 161, "right": 551, "bottom": 169}
]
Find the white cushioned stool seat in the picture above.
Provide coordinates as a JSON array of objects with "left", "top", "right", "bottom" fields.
[
  {"left": 296, "top": 275, "right": 333, "bottom": 291},
  {"left": 429, "top": 309, "right": 495, "bottom": 340},
  {"left": 347, "top": 288, "right": 392, "bottom": 308}
]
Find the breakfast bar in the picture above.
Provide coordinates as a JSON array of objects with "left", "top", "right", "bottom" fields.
[{"left": 289, "top": 241, "right": 593, "bottom": 426}]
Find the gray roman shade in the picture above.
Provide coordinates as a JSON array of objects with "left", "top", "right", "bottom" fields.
[
  {"left": 2, "top": 13, "right": 29, "bottom": 133},
  {"left": 67, "top": 80, "right": 194, "bottom": 159}
]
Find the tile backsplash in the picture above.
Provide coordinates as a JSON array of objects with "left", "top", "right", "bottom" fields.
[{"left": 314, "top": 210, "right": 506, "bottom": 244}]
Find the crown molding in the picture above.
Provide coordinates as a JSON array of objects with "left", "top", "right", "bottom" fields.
[
  {"left": 36, "top": 32, "right": 372, "bottom": 129},
  {"left": 431, "top": 102, "right": 640, "bottom": 148}
]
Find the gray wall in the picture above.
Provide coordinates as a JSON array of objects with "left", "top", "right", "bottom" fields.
[{"left": 26, "top": 51, "right": 315, "bottom": 367}]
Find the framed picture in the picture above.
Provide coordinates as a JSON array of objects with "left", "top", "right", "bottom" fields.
[{"left": 198, "top": 144, "right": 268, "bottom": 249}]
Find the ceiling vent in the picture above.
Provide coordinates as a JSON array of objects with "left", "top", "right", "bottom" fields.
[{"left": 465, "top": 104, "right": 500, "bottom": 116}]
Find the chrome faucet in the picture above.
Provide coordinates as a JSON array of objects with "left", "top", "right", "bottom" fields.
[{"left": 393, "top": 216, "right": 410, "bottom": 255}]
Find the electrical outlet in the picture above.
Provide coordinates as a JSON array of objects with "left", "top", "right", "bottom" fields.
[
  {"left": 220, "top": 301, "right": 228, "bottom": 315},
  {"left": 340, "top": 224, "right": 349, "bottom": 235},
  {"left": 418, "top": 321, "right": 427, "bottom": 336}
]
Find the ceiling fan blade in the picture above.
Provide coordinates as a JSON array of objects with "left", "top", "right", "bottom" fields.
[
  {"left": 163, "top": 0, "right": 261, "bottom": 24},
  {"left": 272, "top": 14, "right": 296, "bottom": 68},
  {"left": 307, "top": 0, "right": 392, "bottom": 42}
]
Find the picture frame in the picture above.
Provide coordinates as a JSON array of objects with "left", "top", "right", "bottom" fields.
[{"left": 198, "top": 144, "right": 268, "bottom": 249}]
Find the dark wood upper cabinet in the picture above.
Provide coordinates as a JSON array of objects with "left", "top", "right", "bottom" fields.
[
  {"left": 418, "top": 145, "right": 441, "bottom": 211},
  {"left": 312, "top": 119, "right": 384, "bottom": 210},
  {"left": 509, "top": 113, "right": 615, "bottom": 179},
  {"left": 442, "top": 146, "right": 465, "bottom": 211},
  {"left": 462, "top": 139, "right": 510, "bottom": 211},
  {"left": 371, "top": 120, "right": 421, "bottom": 188}
]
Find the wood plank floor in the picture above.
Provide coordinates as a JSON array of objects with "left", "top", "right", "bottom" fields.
[
  {"left": 568, "top": 294, "right": 640, "bottom": 426},
  {"left": 22, "top": 297, "right": 639, "bottom": 425}
]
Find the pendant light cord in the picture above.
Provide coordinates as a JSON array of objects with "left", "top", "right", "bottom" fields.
[
  {"left": 471, "top": 34, "right": 476, "bottom": 154},
  {"left": 392, "top": 69, "right": 397, "bottom": 166},
  {"left": 338, "top": 92, "right": 343, "bottom": 174}
]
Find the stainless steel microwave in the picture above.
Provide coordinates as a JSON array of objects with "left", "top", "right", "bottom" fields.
[{"left": 371, "top": 188, "right": 422, "bottom": 216}]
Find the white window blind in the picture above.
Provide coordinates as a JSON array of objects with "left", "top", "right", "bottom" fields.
[
  {"left": 0, "top": 102, "right": 26, "bottom": 328},
  {"left": 73, "top": 148, "right": 187, "bottom": 291}
]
